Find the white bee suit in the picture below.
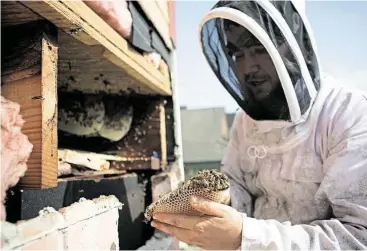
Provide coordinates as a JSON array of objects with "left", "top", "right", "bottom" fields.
[{"left": 199, "top": 0, "right": 367, "bottom": 249}]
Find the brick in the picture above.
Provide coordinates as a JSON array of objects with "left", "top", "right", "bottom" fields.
[
  {"left": 59, "top": 197, "right": 98, "bottom": 250},
  {"left": 19, "top": 231, "right": 63, "bottom": 250},
  {"left": 60, "top": 195, "right": 122, "bottom": 250},
  {"left": 62, "top": 216, "right": 99, "bottom": 250},
  {"left": 59, "top": 198, "right": 97, "bottom": 226},
  {"left": 94, "top": 209, "right": 120, "bottom": 250},
  {"left": 59, "top": 174, "right": 147, "bottom": 250},
  {"left": 2, "top": 196, "right": 122, "bottom": 250},
  {"left": 92, "top": 195, "right": 123, "bottom": 215},
  {"left": 6, "top": 174, "right": 144, "bottom": 250},
  {"left": 93, "top": 195, "right": 121, "bottom": 250},
  {"left": 1, "top": 208, "right": 65, "bottom": 250}
]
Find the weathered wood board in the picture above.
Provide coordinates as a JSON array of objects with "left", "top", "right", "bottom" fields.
[{"left": 1, "top": 21, "right": 58, "bottom": 188}]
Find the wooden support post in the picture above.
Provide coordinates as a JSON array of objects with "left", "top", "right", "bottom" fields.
[
  {"left": 1, "top": 21, "right": 58, "bottom": 188},
  {"left": 111, "top": 99, "right": 168, "bottom": 170},
  {"left": 160, "top": 102, "right": 168, "bottom": 169}
]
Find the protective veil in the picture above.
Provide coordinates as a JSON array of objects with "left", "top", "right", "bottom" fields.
[
  {"left": 199, "top": 1, "right": 367, "bottom": 250},
  {"left": 200, "top": 0, "right": 320, "bottom": 123}
]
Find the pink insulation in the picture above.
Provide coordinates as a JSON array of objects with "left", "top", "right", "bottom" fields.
[
  {"left": 84, "top": 0, "right": 132, "bottom": 39},
  {"left": 1, "top": 96, "right": 33, "bottom": 221}
]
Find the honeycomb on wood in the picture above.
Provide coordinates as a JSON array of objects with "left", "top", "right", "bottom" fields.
[{"left": 144, "top": 169, "right": 230, "bottom": 221}]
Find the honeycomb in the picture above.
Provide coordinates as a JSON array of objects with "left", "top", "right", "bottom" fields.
[{"left": 144, "top": 169, "right": 230, "bottom": 221}]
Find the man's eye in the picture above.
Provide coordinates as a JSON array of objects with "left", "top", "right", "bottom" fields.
[{"left": 233, "top": 51, "right": 245, "bottom": 59}]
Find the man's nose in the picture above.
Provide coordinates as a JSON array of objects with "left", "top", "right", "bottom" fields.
[{"left": 243, "top": 52, "right": 260, "bottom": 75}]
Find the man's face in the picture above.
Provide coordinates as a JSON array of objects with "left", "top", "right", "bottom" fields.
[{"left": 225, "top": 23, "right": 280, "bottom": 101}]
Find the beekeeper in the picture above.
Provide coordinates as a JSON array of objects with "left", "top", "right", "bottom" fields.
[{"left": 151, "top": 1, "right": 367, "bottom": 249}]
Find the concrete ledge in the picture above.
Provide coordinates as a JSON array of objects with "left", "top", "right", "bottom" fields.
[
  {"left": 1, "top": 208, "right": 65, "bottom": 250},
  {"left": 1, "top": 195, "right": 122, "bottom": 250}
]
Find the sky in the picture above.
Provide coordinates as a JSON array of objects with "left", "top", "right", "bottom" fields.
[{"left": 175, "top": 1, "right": 367, "bottom": 113}]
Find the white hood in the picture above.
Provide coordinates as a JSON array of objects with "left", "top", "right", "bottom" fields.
[{"left": 199, "top": 0, "right": 322, "bottom": 124}]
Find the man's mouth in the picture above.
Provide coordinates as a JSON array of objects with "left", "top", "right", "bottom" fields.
[{"left": 248, "top": 80, "right": 267, "bottom": 86}]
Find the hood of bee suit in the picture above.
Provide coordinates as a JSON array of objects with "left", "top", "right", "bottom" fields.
[{"left": 199, "top": 0, "right": 322, "bottom": 124}]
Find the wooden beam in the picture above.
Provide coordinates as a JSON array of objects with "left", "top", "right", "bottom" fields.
[
  {"left": 155, "top": 0, "right": 170, "bottom": 23},
  {"left": 21, "top": 0, "right": 172, "bottom": 96},
  {"left": 1, "top": 21, "right": 58, "bottom": 189},
  {"left": 58, "top": 30, "right": 152, "bottom": 95},
  {"left": 111, "top": 157, "right": 160, "bottom": 171},
  {"left": 164, "top": 98, "right": 177, "bottom": 162},
  {"left": 58, "top": 149, "right": 111, "bottom": 171},
  {"left": 58, "top": 168, "right": 127, "bottom": 181},
  {"left": 57, "top": 148, "right": 161, "bottom": 176},
  {"left": 110, "top": 99, "right": 168, "bottom": 169},
  {"left": 57, "top": 149, "right": 156, "bottom": 172},
  {"left": 160, "top": 102, "right": 168, "bottom": 169},
  {"left": 1, "top": 1, "right": 43, "bottom": 27},
  {"left": 137, "top": 1, "right": 172, "bottom": 50}
]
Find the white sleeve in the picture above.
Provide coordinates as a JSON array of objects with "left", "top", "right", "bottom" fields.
[
  {"left": 221, "top": 113, "right": 254, "bottom": 216},
  {"left": 239, "top": 95, "right": 367, "bottom": 250}
]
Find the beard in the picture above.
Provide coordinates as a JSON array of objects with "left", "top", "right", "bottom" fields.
[{"left": 241, "top": 78, "right": 290, "bottom": 121}]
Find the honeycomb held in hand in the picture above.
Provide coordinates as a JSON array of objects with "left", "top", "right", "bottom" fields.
[{"left": 144, "top": 169, "right": 230, "bottom": 221}]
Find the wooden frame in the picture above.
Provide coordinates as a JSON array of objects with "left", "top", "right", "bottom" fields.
[
  {"left": 21, "top": 0, "right": 172, "bottom": 95},
  {"left": 111, "top": 99, "right": 168, "bottom": 169},
  {"left": 57, "top": 30, "right": 155, "bottom": 95},
  {"left": 137, "top": 1, "right": 172, "bottom": 49},
  {"left": 1, "top": 1, "right": 174, "bottom": 186},
  {"left": 57, "top": 97, "right": 168, "bottom": 171},
  {"left": 1, "top": 21, "right": 58, "bottom": 188}
]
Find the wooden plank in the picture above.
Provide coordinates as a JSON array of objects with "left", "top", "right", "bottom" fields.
[
  {"left": 22, "top": 0, "right": 172, "bottom": 96},
  {"left": 111, "top": 157, "right": 160, "bottom": 171},
  {"left": 58, "top": 148, "right": 155, "bottom": 172},
  {"left": 1, "top": 21, "right": 58, "bottom": 188},
  {"left": 20, "top": 1, "right": 97, "bottom": 45},
  {"left": 155, "top": 0, "right": 170, "bottom": 23},
  {"left": 58, "top": 31, "right": 152, "bottom": 95},
  {"left": 58, "top": 149, "right": 111, "bottom": 171},
  {"left": 164, "top": 98, "right": 177, "bottom": 162},
  {"left": 1, "top": 1, "right": 43, "bottom": 27},
  {"left": 59, "top": 149, "right": 137, "bottom": 162},
  {"left": 160, "top": 102, "right": 168, "bottom": 168},
  {"left": 137, "top": 1, "right": 172, "bottom": 50},
  {"left": 1, "top": 20, "right": 43, "bottom": 83},
  {"left": 60, "top": 0, "right": 171, "bottom": 93},
  {"left": 57, "top": 148, "right": 161, "bottom": 175},
  {"left": 67, "top": 168, "right": 127, "bottom": 179}
]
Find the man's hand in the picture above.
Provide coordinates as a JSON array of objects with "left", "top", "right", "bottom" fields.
[{"left": 151, "top": 196, "right": 243, "bottom": 250}]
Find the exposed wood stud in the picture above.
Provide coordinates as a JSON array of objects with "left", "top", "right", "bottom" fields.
[{"left": 1, "top": 21, "right": 58, "bottom": 189}]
